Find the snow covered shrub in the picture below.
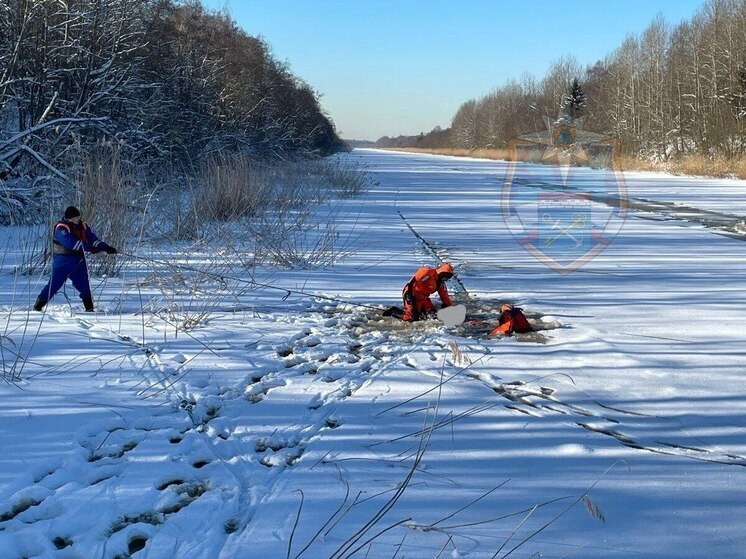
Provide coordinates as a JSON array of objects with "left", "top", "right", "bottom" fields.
[
  {"left": 249, "top": 201, "right": 359, "bottom": 269},
  {"left": 195, "top": 154, "right": 275, "bottom": 223},
  {"left": 134, "top": 242, "right": 256, "bottom": 333},
  {"left": 74, "top": 146, "right": 137, "bottom": 276},
  {"left": 304, "top": 157, "right": 370, "bottom": 198},
  {"left": 243, "top": 159, "right": 368, "bottom": 269},
  {"left": 195, "top": 154, "right": 369, "bottom": 225},
  {"left": 0, "top": 177, "right": 54, "bottom": 226},
  {"left": 186, "top": 154, "right": 368, "bottom": 269},
  {"left": 12, "top": 225, "right": 48, "bottom": 276}
]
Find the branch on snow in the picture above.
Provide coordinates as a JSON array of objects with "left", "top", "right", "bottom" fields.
[
  {"left": 0, "top": 145, "right": 71, "bottom": 183},
  {"left": 0, "top": 116, "right": 109, "bottom": 150}
]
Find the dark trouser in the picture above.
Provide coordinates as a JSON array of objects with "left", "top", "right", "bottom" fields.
[
  {"left": 382, "top": 306, "right": 404, "bottom": 319},
  {"left": 37, "top": 254, "right": 91, "bottom": 304}
]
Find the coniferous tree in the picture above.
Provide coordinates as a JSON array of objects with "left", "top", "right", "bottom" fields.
[
  {"left": 564, "top": 78, "right": 587, "bottom": 120},
  {"left": 378, "top": 0, "right": 746, "bottom": 162}
]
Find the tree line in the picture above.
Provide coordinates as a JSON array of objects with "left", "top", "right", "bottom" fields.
[
  {"left": 0, "top": 0, "right": 346, "bottom": 218},
  {"left": 379, "top": 0, "right": 746, "bottom": 161}
]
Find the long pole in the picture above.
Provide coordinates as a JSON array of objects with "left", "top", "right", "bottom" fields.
[{"left": 119, "top": 251, "right": 384, "bottom": 312}]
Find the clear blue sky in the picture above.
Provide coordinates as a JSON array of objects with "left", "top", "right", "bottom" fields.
[{"left": 201, "top": 0, "right": 705, "bottom": 140}]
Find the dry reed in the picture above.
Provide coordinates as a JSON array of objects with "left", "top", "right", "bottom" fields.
[{"left": 382, "top": 148, "right": 746, "bottom": 180}]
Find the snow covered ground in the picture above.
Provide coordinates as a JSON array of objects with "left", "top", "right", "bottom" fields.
[{"left": 1, "top": 148, "right": 745, "bottom": 558}]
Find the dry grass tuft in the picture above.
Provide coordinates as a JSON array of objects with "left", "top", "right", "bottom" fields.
[
  {"left": 621, "top": 153, "right": 746, "bottom": 179},
  {"left": 196, "top": 154, "right": 274, "bottom": 223},
  {"left": 583, "top": 494, "right": 606, "bottom": 523},
  {"left": 449, "top": 341, "right": 471, "bottom": 366}
]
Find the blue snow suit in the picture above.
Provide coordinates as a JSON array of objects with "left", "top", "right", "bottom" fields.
[{"left": 36, "top": 219, "right": 112, "bottom": 304}]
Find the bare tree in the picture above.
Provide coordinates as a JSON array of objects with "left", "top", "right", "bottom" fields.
[{"left": 408, "top": 0, "right": 746, "bottom": 167}]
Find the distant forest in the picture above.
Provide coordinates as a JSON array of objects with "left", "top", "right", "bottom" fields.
[
  {"left": 0, "top": 0, "right": 346, "bottom": 212},
  {"left": 378, "top": 0, "right": 746, "bottom": 161}
]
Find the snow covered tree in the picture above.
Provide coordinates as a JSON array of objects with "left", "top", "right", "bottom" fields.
[
  {"left": 0, "top": 0, "right": 345, "bottom": 203},
  {"left": 424, "top": 0, "right": 746, "bottom": 160},
  {"left": 0, "top": 0, "right": 152, "bottom": 218},
  {"left": 451, "top": 100, "right": 479, "bottom": 150},
  {"left": 563, "top": 78, "right": 587, "bottom": 120},
  {"left": 733, "top": 67, "right": 746, "bottom": 119}
]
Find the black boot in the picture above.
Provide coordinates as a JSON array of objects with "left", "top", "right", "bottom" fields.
[
  {"left": 382, "top": 306, "right": 404, "bottom": 319},
  {"left": 33, "top": 297, "right": 47, "bottom": 312},
  {"left": 82, "top": 295, "right": 94, "bottom": 312}
]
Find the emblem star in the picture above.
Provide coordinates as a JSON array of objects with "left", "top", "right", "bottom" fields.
[
  {"left": 540, "top": 143, "right": 590, "bottom": 186},
  {"left": 515, "top": 112, "right": 610, "bottom": 187}
]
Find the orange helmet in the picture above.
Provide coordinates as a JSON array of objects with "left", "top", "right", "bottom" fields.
[
  {"left": 436, "top": 263, "right": 453, "bottom": 277},
  {"left": 499, "top": 303, "right": 513, "bottom": 314}
]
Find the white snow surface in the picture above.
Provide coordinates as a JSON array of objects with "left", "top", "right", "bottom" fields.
[{"left": 1, "top": 148, "right": 745, "bottom": 558}]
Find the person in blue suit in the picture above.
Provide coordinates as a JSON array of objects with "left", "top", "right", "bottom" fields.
[{"left": 34, "top": 206, "right": 117, "bottom": 312}]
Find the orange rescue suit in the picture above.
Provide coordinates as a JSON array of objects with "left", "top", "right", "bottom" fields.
[
  {"left": 401, "top": 266, "right": 452, "bottom": 321},
  {"left": 490, "top": 306, "right": 533, "bottom": 335}
]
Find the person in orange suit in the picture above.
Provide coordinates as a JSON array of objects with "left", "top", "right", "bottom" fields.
[
  {"left": 489, "top": 304, "right": 533, "bottom": 335},
  {"left": 400, "top": 263, "right": 454, "bottom": 322}
]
